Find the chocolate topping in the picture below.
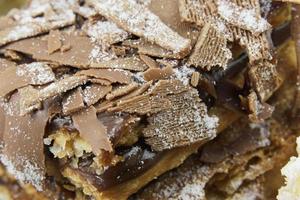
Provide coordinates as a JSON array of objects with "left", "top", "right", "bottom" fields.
[
  {"left": 0, "top": 0, "right": 75, "bottom": 47},
  {"left": 62, "top": 87, "right": 85, "bottom": 115},
  {"left": 88, "top": 0, "right": 191, "bottom": 54},
  {"left": 72, "top": 106, "right": 112, "bottom": 154},
  {"left": 47, "top": 30, "right": 63, "bottom": 55},
  {"left": 106, "top": 83, "right": 139, "bottom": 101},
  {"left": 83, "top": 84, "right": 112, "bottom": 106},
  {"left": 0, "top": 62, "right": 55, "bottom": 98},
  {"left": 1, "top": 93, "right": 60, "bottom": 191},
  {"left": 143, "top": 65, "right": 174, "bottom": 81},
  {"left": 90, "top": 56, "right": 148, "bottom": 72},
  {"left": 77, "top": 69, "right": 132, "bottom": 84}
]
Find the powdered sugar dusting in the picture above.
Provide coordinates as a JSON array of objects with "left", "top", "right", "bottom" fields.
[
  {"left": 172, "top": 65, "right": 195, "bottom": 85},
  {"left": 89, "top": 0, "right": 191, "bottom": 53},
  {"left": 217, "top": 0, "right": 270, "bottom": 34},
  {"left": 0, "top": 154, "right": 45, "bottom": 191},
  {"left": 16, "top": 62, "right": 55, "bottom": 85}
]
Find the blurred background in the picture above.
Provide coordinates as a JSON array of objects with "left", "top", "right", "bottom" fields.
[{"left": 0, "top": 0, "right": 26, "bottom": 15}]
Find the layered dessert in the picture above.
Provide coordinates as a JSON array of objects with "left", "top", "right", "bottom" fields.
[{"left": 0, "top": 0, "right": 299, "bottom": 199}]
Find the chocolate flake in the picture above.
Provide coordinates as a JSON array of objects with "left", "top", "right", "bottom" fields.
[
  {"left": 72, "top": 106, "right": 112, "bottom": 154},
  {"left": 188, "top": 23, "right": 232, "bottom": 70},
  {"left": 19, "top": 75, "right": 88, "bottom": 115},
  {"left": 144, "top": 88, "right": 219, "bottom": 151},
  {"left": 217, "top": 0, "right": 271, "bottom": 35},
  {"left": 248, "top": 61, "right": 282, "bottom": 101},
  {"left": 88, "top": 0, "right": 191, "bottom": 54},
  {"left": 0, "top": 62, "right": 55, "bottom": 98},
  {"left": 0, "top": 58, "right": 16, "bottom": 72},
  {"left": 83, "top": 84, "right": 112, "bottom": 106},
  {"left": 90, "top": 56, "right": 148, "bottom": 72},
  {"left": 62, "top": 87, "right": 85, "bottom": 115},
  {"left": 143, "top": 65, "right": 174, "bottom": 81},
  {"left": 191, "top": 71, "right": 200, "bottom": 87},
  {"left": 0, "top": 0, "right": 75, "bottom": 47},
  {"left": 83, "top": 20, "right": 129, "bottom": 45},
  {"left": 106, "top": 83, "right": 139, "bottom": 101},
  {"left": 1, "top": 94, "right": 59, "bottom": 191},
  {"left": 77, "top": 69, "right": 132, "bottom": 84},
  {"left": 47, "top": 30, "right": 63, "bottom": 54},
  {"left": 139, "top": 54, "right": 160, "bottom": 69},
  {"left": 247, "top": 91, "right": 274, "bottom": 122}
]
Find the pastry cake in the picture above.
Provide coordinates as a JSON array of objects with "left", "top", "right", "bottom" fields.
[{"left": 0, "top": 0, "right": 298, "bottom": 199}]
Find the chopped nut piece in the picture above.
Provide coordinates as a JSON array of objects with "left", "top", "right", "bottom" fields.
[{"left": 88, "top": 0, "right": 191, "bottom": 54}]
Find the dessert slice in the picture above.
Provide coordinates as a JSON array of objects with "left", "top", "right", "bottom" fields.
[{"left": 0, "top": 0, "right": 294, "bottom": 200}]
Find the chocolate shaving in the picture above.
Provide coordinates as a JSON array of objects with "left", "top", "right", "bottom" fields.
[
  {"left": 83, "top": 84, "right": 112, "bottom": 106},
  {"left": 90, "top": 56, "right": 148, "bottom": 72},
  {"left": 123, "top": 39, "right": 185, "bottom": 59},
  {"left": 248, "top": 61, "right": 282, "bottom": 101},
  {"left": 1, "top": 93, "right": 60, "bottom": 191},
  {"left": 77, "top": 69, "right": 132, "bottom": 84},
  {"left": 143, "top": 65, "right": 174, "bottom": 81},
  {"left": 47, "top": 30, "right": 63, "bottom": 54},
  {"left": 0, "top": 58, "right": 16, "bottom": 72},
  {"left": 71, "top": 2, "right": 97, "bottom": 18},
  {"left": 90, "top": 78, "right": 112, "bottom": 86},
  {"left": 88, "top": 0, "right": 191, "bottom": 54},
  {"left": 106, "top": 83, "right": 139, "bottom": 101},
  {"left": 0, "top": 0, "right": 75, "bottom": 47},
  {"left": 188, "top": 23, "right": 232, "bottom": 70},
  {"left": 83, "top": 20, "right": 129, "bottom": 45},
  {"left": 0, "top": 62, "right": 55, "bottom": 98},
  {"left": 6, "top": 33, "right": 94, "bottom": 68},
  {"left": 247, "top": 91, "right": 274, "bottom": 122},
  {"left": 62, "top": 87, "right": 85, "bottom": 115},
  {"left": 19, "top": 75, "right": 88, "bottom": 115},
  {"left": 143, "top": 88, "right": 219, "bottom": 151},
  {"left": 217, "top": 0, "right": 271, "bottom": 35},
  {"left": 72, "top": 106, "right": 112, "bottom": 154},
  {"left": 139, "top": 54, "right": 160, "bottom": 69}
]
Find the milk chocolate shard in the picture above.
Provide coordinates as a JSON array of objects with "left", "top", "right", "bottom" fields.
[
  {"left": 62, "top": 87, "right": 85, "bottom": 115},
  {"left": 77, "top": 69, "right": 132, "bottom": 84},
  {"left": 143, "top": 65, "right": 174, "bottom": 81},
  {"left": 0, "top": 0, "right": 75, "bottom": 47},
  {"left": 83, "top": 84, "right": 112, "bottom": 106},
  {"left": 47, "top": 30, "right": 63, "bottom": 54},
  {"left": 0, "top": 62, "right": 55, "bottom": 98},
  {"left": 72, "top": 106, "right": 113, "bottom": 154},
  {"left": 1, "top": 93, "right": 60, "bottom": 191},
  {"left": 83, "top": 20, "right": 129, "bottom": 46},
  {"left": 87, "top": 0, "right": 191, "bottom": 54},
  {"left": 143, "top": 88, "right": 219, "bottom": 151},
  {"left": 216, "top": 0, "right": 271, "bottom": 35},
  {"left": 90, "top": 56, "right": 148, "bottom": 72},
  {"left": 188, "top": 23, "right": 232, "bottom": 70},
  {"left": 19, "top": 75, "right": 88, "bottom": 115},
  {"left": 249, "top": 61, "right": 282, "bottom": 101}
]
